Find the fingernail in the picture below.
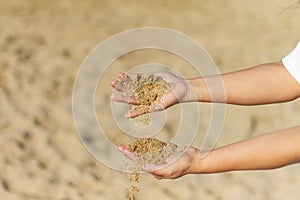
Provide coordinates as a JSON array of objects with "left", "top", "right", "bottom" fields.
[
  {"left": 125, "top": 112, "right": 131, "bottom": 119},
  {"left": 118, "top": 72, "right": 124, "bottom": 78},
  {"left": 118, "top": 146, "right": 131, "bottom": 155},
  {"left": 142, "top": 165, "right": 148, "bottom": 171}
]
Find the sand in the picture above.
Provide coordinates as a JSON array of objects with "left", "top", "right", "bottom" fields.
[
  {"left": 114, "top": 73, "right": 172, "bottom": 126},
  {"left": 1, "top": 0, "right": 300, "bottom": 200},
  {"left": 125, "top": 137, "right": 183, "bottom": 200},
  {"left": 123, "top": 138, "right": 181, "bottom": 200}
]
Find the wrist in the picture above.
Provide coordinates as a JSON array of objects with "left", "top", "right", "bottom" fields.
[
  {"left": 185, "top": 77, "right": 214, "bottom": 102},
  {"left": 186, "top": 148, "right": 208, "bottom": 174},
  {"left": 188, "top": 149, "right": 224, "bottom": 174},
  {"left": 184, "top": 78, "right": 203, "bottom": 102}
]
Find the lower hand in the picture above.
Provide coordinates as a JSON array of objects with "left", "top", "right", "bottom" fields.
[{"left": 119, "top": 145, "right": 200, "bottom": 179}]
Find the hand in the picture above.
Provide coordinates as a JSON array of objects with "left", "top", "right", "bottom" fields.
[
  {"left": 110, "top": 72, "right": 194, "bottom": 118},
  {"left": 119, "top": 145, "right": 200, "bottom": 179}
]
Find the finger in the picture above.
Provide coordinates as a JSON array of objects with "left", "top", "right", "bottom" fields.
[
  {"left": 125, "top": 109, "right": 147, "bottom": 119},
  {"left": 149, "top": 103, "right": 165, "bottom": 112},
  {"left": 153, "top": 175, "right": 163, "bottom": 180},
  {"left": 142, "top": 162, "right": 169, "bottom": 172},
  {"left": 152, "top": 71, "right": 170, "bottom": 81},
  {"left": 144, "top": 165, "right": 168, "bottom": 179},
  {"left": 118, "top": 72, "right": 125, "bottom": 79},
  {"left": 125, "top": 103, "right": 165, "bottom": 119},
  {"left": 142, "top": 163, "right": 157, "bottom": 172},
  {"left": 110, "top": 79, "right": 122, "bottom": 90},
  {"left": 111, "top": 80, "right": 129, "bottom": 92},
  {"left": 118, "top": 72, "right": 132, "bottom": 82},
  {"left": 110, "top": 94, "right": 138, "bottom": 105},
  {"left": 110, "top": 79, "right": 117, "bottom": 87},
  {"left": 118, "top": 145, "right": 137, "bottom": 161}
]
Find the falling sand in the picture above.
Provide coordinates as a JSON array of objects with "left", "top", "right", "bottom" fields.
[
  {"left": 123, "top": 138, "right": 183, "bottom": 200},
  {"left": 115, "top": 73, "right": 181, "bottom": 199}
]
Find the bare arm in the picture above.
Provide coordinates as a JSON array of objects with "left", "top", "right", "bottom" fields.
[
  {"left": 111, "top": 62, "right": 300, "bottom": 118},
  {"left": 194, "top": 125, "right": 300, "bottom": 173},
  {"left": 188, "top": 61, "right": 300, "bottom": 105},
  {"left": 115, "top": 62, "right": 300, "bottom": 179},
  {"left": 144, "top": 125, "right": 300, "bottom": 179}
]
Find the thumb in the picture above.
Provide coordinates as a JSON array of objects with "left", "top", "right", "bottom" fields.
[
  {"left": 142, "top": 163, "right": 163, "bottom": 172},
  {"left": 124, "top": 109, "right": 147, "bottom": 119},
  {"left": 118, "top": 145, "right": 137, "bottom": 161},
  {"left": 142, "top": 161, "right": 170, "bottom": 172}
]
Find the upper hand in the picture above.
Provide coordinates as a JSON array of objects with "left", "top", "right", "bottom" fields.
[{"left": 110, "top": 72, "right": 192, "bottom": 118}]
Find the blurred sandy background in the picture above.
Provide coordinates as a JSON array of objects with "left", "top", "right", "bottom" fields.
[{"left": 1, "top": 0, "right": 300, "bottom": 199}]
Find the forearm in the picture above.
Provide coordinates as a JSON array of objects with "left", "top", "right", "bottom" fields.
[
  {"left": 192, "top": 125, "right": 300, "bottom": 174},
  {"left": 187, "top": 61, "right": 300, "bottom": 105}
]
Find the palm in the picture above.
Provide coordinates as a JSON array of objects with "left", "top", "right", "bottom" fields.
[
  {"left": 144, "top": 146, "right": 198, "bottom": 179},
  {"left": 152, "top": 72, "right": 188, "bottom": 107},
  {"left": 110, "top": 72, "right": 189, "bottom": 118},
  {"left": 119, "top": 145, "right": 198, "bottom": 179}
]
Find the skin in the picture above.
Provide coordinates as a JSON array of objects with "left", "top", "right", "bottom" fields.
[{"left": 111, "top": 61, "right": 300, "bottom": 179}]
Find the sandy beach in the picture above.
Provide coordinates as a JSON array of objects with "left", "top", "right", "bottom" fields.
[{"left": 1, "top": 0, "right": 300, "bottom": 199}]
